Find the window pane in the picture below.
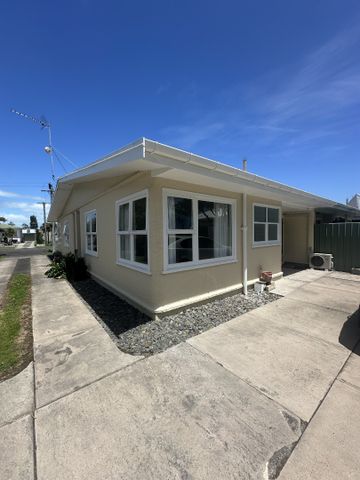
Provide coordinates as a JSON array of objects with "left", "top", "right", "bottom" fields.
[
  {"left": 86, "top": 234, "right": 92, "bottom": 250},
  {"left": 134, "top": 235, "right": 148, "bottom": 264},
  {"left": 168, "top": 197, "right": 192, "bottom": 229},
  {"left": 86, "top": 217, "right": 91, "bottom": 233},
  {"left": 119, "top": 203, "right": 129, "bottom": 231},
  {"left": 268, "top": 208, "right": 279, "bottom": 223},
  {"left": 198, "top": 201, "right": 232, "bottom": 259},
  {"left": 91, "top": 213, "right": 97, "bottom": 233},
  {"left": 168, "top": 234, "right": 193, "bottom": 264},
  {"left": 133, "top": 197, "right": 146, "bottom": 231},
  {"left": 119, "top": 234, "right": 130, "bottom": 260},
  {"left": 254, "top": 206, "right": 266, "bottom": 222},
  {"left": 268, "top": 224, "right": 278, "bottom": 241},
  {"left": 254, "top": 223, "right": 266, "bottom": 242},
  {"left": 92, "top": 234, "right": 97, "bottom": 252}
]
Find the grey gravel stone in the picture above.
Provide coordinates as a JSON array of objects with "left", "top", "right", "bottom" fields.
[{"left": 72, "top": 279, "right": 280, "bottom": 356}]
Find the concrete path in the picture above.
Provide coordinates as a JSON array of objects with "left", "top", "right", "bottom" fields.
[
  {"left": 1, "top": 256, "right": 360, "bottom": 480},
  {"left": 0, "top": 256, "right": 17, "bottom": 305},
  {"left": 190, "top": 269, "right": 360, "bottom": 479}
]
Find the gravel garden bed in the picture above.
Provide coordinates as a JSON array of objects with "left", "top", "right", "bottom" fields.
[{"left": 72, "top": 278, "right": 281, "bottom": 357}]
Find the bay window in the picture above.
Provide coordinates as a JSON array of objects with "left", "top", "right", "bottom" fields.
[
  {"left": 253, "top": 204, "right": 281, "bottom": 246},
  {"left": 116, "top": 190, "right": 149, "bottom": 272},
  {"left": 164, "top": 189, "right": 236, "bottom": 272}
]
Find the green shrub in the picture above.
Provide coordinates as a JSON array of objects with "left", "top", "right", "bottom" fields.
[{"left": 45, "top": 252, "right": 88, "bottom": 280}]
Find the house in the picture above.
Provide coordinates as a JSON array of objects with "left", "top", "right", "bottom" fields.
[
  {"left": 0, "top": 224, "right": 22, "bottom": 243},
  {"left": 48, "top": 138, "right": 357, "bottom": 318},
  {"left": 21, "top": 228, "right": 36, "bottom": 242},
  {"left": 347, "top": 193, "right": 360, "bottom": 209}
]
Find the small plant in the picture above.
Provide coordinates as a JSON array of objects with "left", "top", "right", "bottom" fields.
[
  {"left": 45, "top": 251, "right": 88, "bottom": 280},
  {"left": 45, "top": 256, "right": 67, "bottom": 279}
]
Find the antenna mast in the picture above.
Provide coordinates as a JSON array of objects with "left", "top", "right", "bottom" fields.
[{"left": 10, "top": 108, "right": 55, "bottom": 180}]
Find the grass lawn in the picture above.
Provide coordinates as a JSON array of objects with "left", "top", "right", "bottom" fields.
[{"left": 0, "top": 273, "right": 33, "bottom": 380}]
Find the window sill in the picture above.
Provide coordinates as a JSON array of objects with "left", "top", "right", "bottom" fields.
[
  {"left": 252, "top": 242, "right": 281, "bottom": 248},
  {"left": 116, "top": 259, "right": 151, "bottom": 275},
  {"left": 85, "top": 250, "right": 98, "bottom": 257},
  {"left": 162, "top": 257, "right": 238, "bottom": 274}
]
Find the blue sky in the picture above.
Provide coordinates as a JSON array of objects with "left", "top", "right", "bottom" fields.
[{"left": 1, "top": 0, "right": 360, "bottom": 225}]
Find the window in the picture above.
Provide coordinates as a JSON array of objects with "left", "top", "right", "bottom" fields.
[
  {"left": 253, "top": 204, "right": 281, "bottom": 246},
  {"left": 54, "top": 222, "right": 60, "bottom": 242},
  {"left": 85, "top": 210, "right": 97, "bottom": 255},
  {"left": 116, "top": 191, "right": 149, "bottom": 272},
  {"left": 63, "top": 222, "right": 70, "bottom": 247},
  {"left": 164, "top": 189, "right": 236, "bottom": 272}
]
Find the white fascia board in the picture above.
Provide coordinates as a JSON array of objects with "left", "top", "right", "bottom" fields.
[
  {"left": 57, "top": 138, "right": 145, "bottom": 184},
  {"left": 144, "top": 150, "right": 333, "bottom": 209},
  {"left": 143, "top": 138, "right": 343, "bottom": 209}
]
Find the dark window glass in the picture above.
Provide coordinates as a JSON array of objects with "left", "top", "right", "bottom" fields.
[
  {"left": 134, "top": 235, "right": 148, "bottom": 264},
  {"left": 268, "top": 224, "right": 278, "bottom": 241},
  {"left": 254, "top": 206, "right": 266, "bottom": 222},
  {"left": 254, "top": 223, "right": 266, "bottom": 242},
  {"left": 268, "top": 208, "right": 279, "bottom": 223},
  {"left": 119, "top": 234, "right": 130, "bottom": 260},
  {"left": 168, "top": 197, "right": 192, "bottom": 229},
  {"left": 119, "top": 203, "right": 129, "bottom": 231},
  {"left": 92, "top": 235, "right": 97, "bottom": 252},
  {"left": 86, "top": 234, "right": 91, "bottom": 250},
  {"left": 168, "top": 234, "right": 193, "bottom": 263},
  {"left": 91, "top": 214, "right": 96, "bottom": 233},
  {"left": 133, "top": 198, "right": 146, "bottom": 231},
  {"left": 198, "top": 201, "right": 232, "bottom": 260}
]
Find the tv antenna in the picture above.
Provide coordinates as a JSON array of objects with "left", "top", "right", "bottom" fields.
[{"left": 10, "top": 108, "right": 78, "bottom": 181}]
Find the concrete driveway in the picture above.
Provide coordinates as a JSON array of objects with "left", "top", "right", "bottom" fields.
[{"left": 0, "top": 255, "right": 359, "bottom": 480}]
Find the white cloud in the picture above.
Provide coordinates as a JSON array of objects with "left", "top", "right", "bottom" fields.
[
  {"left": 161, "top": 23, "right": 360, "bottom": 153},
  {"left": 0, "top": 189, "right": 44, "bottom": 201}
]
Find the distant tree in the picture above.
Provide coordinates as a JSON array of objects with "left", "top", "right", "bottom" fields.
[
  {"left": 7, "top": 227, "right": 15, "bottom": 238},
  {"left": 8, "top": 221, "right": 15, "bottom": 226},
  {"left": 22, "top": 223, "right": 29, "bottom": 228},
  {"left": 30, "top": 215, "right": 38, "bottom": 229},
  {"left": 0, "top": 216, "right": 7, "bottom": 223}
]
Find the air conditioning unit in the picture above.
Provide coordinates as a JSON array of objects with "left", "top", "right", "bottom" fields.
[{"left": 309, "top": 253, "right": 333, "bottom": 270}]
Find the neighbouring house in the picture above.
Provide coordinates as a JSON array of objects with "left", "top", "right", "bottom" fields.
[
  {"left": 21, "top": 228, "right": 36, "bottom": 242},
  {"left": 347, "top": 193, "right": 360, "bottom": 209},
  {"left": 0, "top": 224, "right": 22, "bottom": 243},
  {"left": 48, "top": 138, "right": 359, "bottom": 318}
]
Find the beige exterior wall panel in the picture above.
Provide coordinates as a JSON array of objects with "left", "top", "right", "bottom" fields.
[
  {"left": 283, "top": 213, "right": 309, "bottom": 264},
  {"left": 56, "top": 176, "right": 284, "bottom": 315},
  {"left": 149, "top": 178, "right": 243, "bottom": 310}
]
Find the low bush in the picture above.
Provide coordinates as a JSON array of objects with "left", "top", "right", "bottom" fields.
[{"left": 45, "top": 252, "right": 88, "bottom": 280}]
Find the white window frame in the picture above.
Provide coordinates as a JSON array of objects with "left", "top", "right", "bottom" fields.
[
  {"left": 252, "top": 203, "right": 281, "bottom": 247},
  {"left": 85, "top": 209, "right": 98, "bottom": 256},
  {"left": 63, "top": 221, "right": 70, "bottom": 247},
  {"left": 163, "top": 188, "right": 237, "bottom": 273},
  {"left": 115, "top": 189, "right": 150, "bottom": 274}
]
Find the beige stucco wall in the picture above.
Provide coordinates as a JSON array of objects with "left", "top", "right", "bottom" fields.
[
  {"left": 148, "top": 178, "right": 243, "bottom": 311},
  {"left": 56, "top": 175, "right": 283, "bottom": 315},
  {"left": 283, "top": 213, "right": 309, "bottom": 264}
]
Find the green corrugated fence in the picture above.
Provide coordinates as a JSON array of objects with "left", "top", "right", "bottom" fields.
[{"left": 314, "top": 222, "right": 360, "bottom": 272}]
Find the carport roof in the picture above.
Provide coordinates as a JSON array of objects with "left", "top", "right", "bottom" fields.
[{"left": 48, "top": 138, "right": 359, "bottom": 221}]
